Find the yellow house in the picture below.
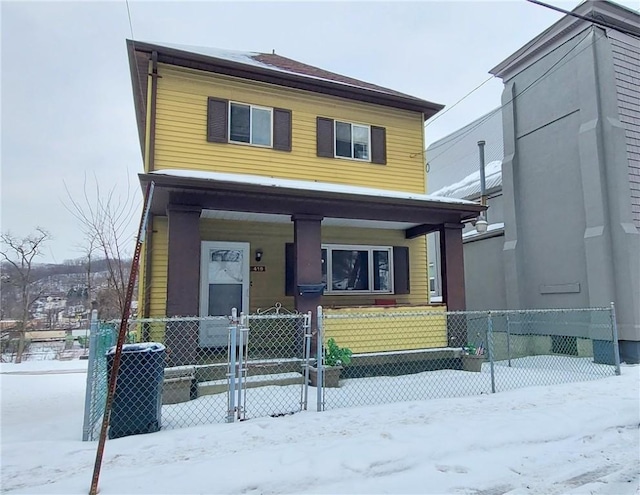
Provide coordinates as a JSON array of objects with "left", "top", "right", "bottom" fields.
[{"left": 127, "top": 41, "right": 484, "bottom": 361}]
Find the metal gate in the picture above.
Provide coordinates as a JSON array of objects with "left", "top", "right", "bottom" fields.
[{"left": 226, "top": 305, "right": 312, "bottom": 421}]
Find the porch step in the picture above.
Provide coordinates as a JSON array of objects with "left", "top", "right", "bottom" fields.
[
  {"left": 194, "top": 358, "right": 305, "bottom": 382},
  {"left": 197, "top": 372, "right": 305, "bottom": 396}
]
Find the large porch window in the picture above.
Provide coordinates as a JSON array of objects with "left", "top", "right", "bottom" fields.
[{"left": 322, "top": 244, "right": 393, "bottom": 294}]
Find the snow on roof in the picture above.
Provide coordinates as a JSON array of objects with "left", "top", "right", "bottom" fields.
[
  {"left": 149, "top": 42, "right": 420, "bottom": 100},
  {"left": 430, "top": 160, "right": 502, "bottom": 200},
  {"left": 463, "top": 222, "right": 505, "bottom": 240},
  {"left": 151, "top": 169, "right": 477, "bottom": 206}
]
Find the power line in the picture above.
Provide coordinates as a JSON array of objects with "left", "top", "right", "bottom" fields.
[
  {"left": 425, "top": 26, "right": 600, "bottom": 165},
  {"left": 424, "top": 75, "right": 495, "bottom": 129},
  {"left": 525, "top": 0, "right": 640, "bottom": 39}
]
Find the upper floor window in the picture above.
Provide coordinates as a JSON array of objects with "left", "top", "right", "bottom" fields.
[
  {"left": 317, "top": 117, "right": 386, "bottom": 164},
  {"left": 335, "top": 121, "right": 370, "bottom": 161},
  {"left": 229, "top": 102, "right": 272, "bottom": 147},
  {"left": 207, "top": 97, "right": 292, "bottom": 151}
]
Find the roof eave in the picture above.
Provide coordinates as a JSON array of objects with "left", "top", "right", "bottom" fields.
[
  {"left": 490, "top": 0, "right": 640, "bottom": 80},
  {"left": 128, "top": 40, "right": 444, "bottom": 119},
  {"left": 138, "top": 172, "right": 485, "bottom": 221}
]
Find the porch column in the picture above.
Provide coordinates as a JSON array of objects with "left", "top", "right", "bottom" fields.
[
  {"left": 440, "top": 223, "right": 467, "bottom": 347},
  {"left": 166, "top": 204, "right": 202, "bottom": 365},
  {"left": 292, "top": 214, "right": 323, "bottom": 328}
]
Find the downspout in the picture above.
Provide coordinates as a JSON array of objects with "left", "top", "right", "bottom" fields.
[{"left": 142, "top": 51, "right": 159, "bottom": 319}]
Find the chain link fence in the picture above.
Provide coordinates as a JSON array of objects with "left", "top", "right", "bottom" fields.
[
  {"left": 317, "top": 306, "right": 620, "bottom": 411},
  {"left": 82, "top": 312, "right": 116, "bottom": 441},
  {"left": 82, "top": 306, "right": 311, "bottom": 440},
  {"left": 83, "top": 305, "right": 620, "bottom": 441}
]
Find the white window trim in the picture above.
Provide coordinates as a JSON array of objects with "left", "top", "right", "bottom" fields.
[
  {"left": 228, "top": 101, "right": 273, "bottom": 148},
  {"left": 333, "top": 121, "right": 371, "bottom": 162},
  {"left": 322, "top": 243, "right": 393, "bottom": 295}
]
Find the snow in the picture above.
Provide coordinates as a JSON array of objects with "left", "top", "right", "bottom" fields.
[
  {"left": 430, "top": 160, "right": 502, "bottom": 199},
  {"left": 1, "top": 358, "right": 639, "bottom": 494},
  {"left": 146, "top": 42, "right": 410, "bottom": 98},
  {"left": 463, "top": 221, "right": 505, "bottom": 239},
  {"left": 152, "top": 169, "right": 477, "bottom": 206}
]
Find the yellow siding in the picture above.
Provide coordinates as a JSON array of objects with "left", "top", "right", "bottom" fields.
[
  {"left": 154, "top": 64, "right": 426, "bottom": 193},
  {"left": 148, "top": 216, "right": 168, "bottom": 319},
  {"left": 200, "top": 219, "right": 429, "bottom": 309},
  {"left": 142, "top": 218, "right": 431, "bottom": 317},
  {"left": 199, "top": 219, "right": 293, "bottom": 311},
  {"left": 323, "top": 305, "right": 447, "bottom": 353}
]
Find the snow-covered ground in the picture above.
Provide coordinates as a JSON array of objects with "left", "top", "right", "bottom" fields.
[{"left": 1, "top": 360, "right": 639, "bottom": 494}]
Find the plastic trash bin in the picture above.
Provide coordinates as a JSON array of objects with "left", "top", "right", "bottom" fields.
[{"left": 107, "top": 342, "right": 165, "bottom": 439}]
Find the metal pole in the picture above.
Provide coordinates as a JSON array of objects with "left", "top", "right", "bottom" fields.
[
  {"left": 506, "top": 314, "right": 512, "bottom": 367},
  {"left": 478, "top": 140, "right": 487, "bottom": 207},
  {"left": 82, "top": 310, "right": 99, "bottom": 441},
  {"left": 89, "top": 181, "right": 154, "bottom": 495},
  {"left": 488, "top": 312, "right": 496, "bottom": 393},
  {"left": 227, "top": 309, "right": 237, "bottom": 422},
  {"left": 610, "top": 302, "right": 621, "bottom": 376},
  {"left": 316, "top": 306, "right": 324, "bottom": 412},
  {"left": 302, "top": 311, "right": 312, "bottom": 410}
]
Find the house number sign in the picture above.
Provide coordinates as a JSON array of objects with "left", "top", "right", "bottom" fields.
[{"left": 250, "top": 266, "right": 266, "bottom": 272}]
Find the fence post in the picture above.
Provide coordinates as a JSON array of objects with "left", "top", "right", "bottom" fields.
[
  {"left": 227, "top": 309, "right": 238, "bottom": 423},
  {"left": 237, "top": 313, "right": 247, "bottom": 421},
  {"left": 302, "top": 311, "right": 312, "bottom": 411},
  {"left": 488, "top": 311, "right": 496, "bottom": 393},
  {"left": 82, "top": 309, "right": 99, "bottom": 441},
  {"left": 316, "top": 306, "right": 324, "bottom": 412},
  {"left": 506, "top": 314, "right": 512, "bottom": 367},
  {"left": 610, "top": 303, "right": 621, "bottom": 376}
]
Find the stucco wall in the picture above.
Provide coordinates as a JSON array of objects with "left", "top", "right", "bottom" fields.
[{"left": 500, "top": 27, "right": 640, "bottom": 360}]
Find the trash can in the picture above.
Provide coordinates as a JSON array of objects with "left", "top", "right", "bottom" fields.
[{"left": 107, "top": 342, "right": 166, "bottom": 439}]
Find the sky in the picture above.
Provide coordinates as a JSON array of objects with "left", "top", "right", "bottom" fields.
[
  {"left": 1, "top": 357, "right": 638, "bottom": 494},
  {"left": 2, "top": 0, "right": 639, "bottom": 264}
]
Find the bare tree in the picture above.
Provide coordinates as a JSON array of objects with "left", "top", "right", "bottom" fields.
[
  {"left": 0, "top": 228, "right": 50, "bottom": 363},
  {"left": 64, "top": 175, "right": 139, "bottom": 318}
]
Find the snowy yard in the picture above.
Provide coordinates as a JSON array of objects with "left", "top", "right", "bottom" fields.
[{"left": 1, "top": 359, "right": 639, "bottom": 494}]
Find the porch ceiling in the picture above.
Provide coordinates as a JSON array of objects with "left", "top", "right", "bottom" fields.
[
  {"left": 200, "top": 209, "right": 417, "bottom": 230},
  {"left": 139, "top": 170, "right": 486, "bottom": 232}
]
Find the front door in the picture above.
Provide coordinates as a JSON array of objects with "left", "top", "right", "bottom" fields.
[{"left": 199, "top": 241, "right": 250, "bottom": 347}]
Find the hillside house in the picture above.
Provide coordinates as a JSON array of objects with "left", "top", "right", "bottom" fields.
[{"left": 126, "top": 41, "right": 485, "bottom": 361}]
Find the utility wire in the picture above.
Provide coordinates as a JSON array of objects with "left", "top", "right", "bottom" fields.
[
  {"left": 526, "top": 0, "right": 640, "bottom": 39},
  {"left": 425, "top": 26, "right": 600, "bottom": 165},
  {"left": 424, "top": 75, "right": 495, "bottom": 129},
  {"left": 125, "top": 0, "right": 147, "bottom": 117}
]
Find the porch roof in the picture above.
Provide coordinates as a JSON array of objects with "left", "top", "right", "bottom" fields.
[{"left": 139, "top": 169, "right": 486, "bottom": 237}]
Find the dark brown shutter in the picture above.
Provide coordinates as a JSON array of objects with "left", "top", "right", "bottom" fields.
[
  {"left": 273, "top": 108, "right": 292, "bottom": 151},
  {"left": 316, "top": 117, "right": 334, "bottom": 158},
  {"left": 207, "top": 97, "right": 228, "bottom": 143},
  {"left": 371, "top": 126, "right": 387, "bottom": 164},
  {"left": 393, "top": 246, "right": 410, "bottom": 294},
  {"left": 285, "top": 243, "right": 295, "bottom": 296}
]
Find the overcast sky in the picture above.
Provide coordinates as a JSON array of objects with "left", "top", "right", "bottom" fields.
[{"left": 2, "top": 0, "right": 638, "bottom": 264}]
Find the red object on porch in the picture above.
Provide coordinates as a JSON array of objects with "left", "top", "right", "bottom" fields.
[{"left": 375, "top": 299, "right": 397, "bottom": 306}]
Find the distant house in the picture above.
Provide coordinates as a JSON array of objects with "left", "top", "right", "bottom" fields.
[
  {"left": 126, "top": 41, "right": 484, "bottom": 362},
  {"left": 426, "top": 0, "right": 640, "bottom": 363}
]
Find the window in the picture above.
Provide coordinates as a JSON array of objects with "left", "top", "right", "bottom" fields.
[
  {"left": 207, "top": 98, "right": 292, "bottom": 151},
  {"left": 229, "top": 102, "right": 272, "bottom": 146},
  {"left": 428, "top": 262, "right": 436, "bottom": 293},
  {"left": 335, "top": 121, "right": 370, "bottom": 160},
  {"left": 321, "top": 245, "right": 392, "bottom": 293},
  {"left": 317, "top": 117, "right": 386, "bottom": 164}
]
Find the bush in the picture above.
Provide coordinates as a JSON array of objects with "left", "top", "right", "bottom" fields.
[{"left": 324, "top": 338, "right": 352, "bottom": 367}]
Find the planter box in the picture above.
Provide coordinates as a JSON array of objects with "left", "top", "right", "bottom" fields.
[
  {"left": 462, "top": 354, "right": 485, "bottom": 372},
  {"left": 309, "top": 366, "right": 343, "bottom": 388}
]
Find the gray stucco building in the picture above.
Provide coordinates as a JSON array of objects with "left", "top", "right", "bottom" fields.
[{"left": 427, "top": 0, "right": 640, "bottom": 363}]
